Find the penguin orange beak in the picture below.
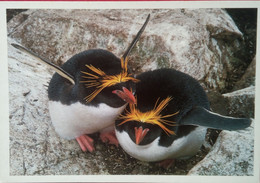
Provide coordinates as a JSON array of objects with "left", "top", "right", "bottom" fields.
[
  {"left": 135, "top": 126, "right": 149, "bottom": 145},
  {"left": 112, "top": 87, "right": 136, "bottom": 104}
]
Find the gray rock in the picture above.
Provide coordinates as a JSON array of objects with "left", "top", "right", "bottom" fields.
[
  {"left": 206, "top": 86, "right": 255, "bottom": 119},
  {"left": 223, "top": 86, "right": 255, "bottom": 118},
  {"left": 8, "top": 9, "right": 245, "bottom": 92},
  {"left": 233, "top": 56, "right": 256, "bottom": 91},
  {"left": 207, "top": 90, "right": 230, "bottom": 116},
  {"left": 188, "top": 121, "right": 254, "bottom": 176}
]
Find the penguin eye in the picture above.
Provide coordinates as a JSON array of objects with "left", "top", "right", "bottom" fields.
[
  {"left": 80, "top": 58, "right": 139, "bottom": 103},
  {"left": 117, "top": 96, "right": 179, "bottom": 136}
]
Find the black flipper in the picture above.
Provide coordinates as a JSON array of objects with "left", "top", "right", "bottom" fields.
[
  {"left": 122, "top": 14, "right": 150, "bottom": 61},
  {"left": 11, "top": 43, "right": 75, "bottom": 85},
  {"left": 179, "top": 106, "right": 252, "bottom": 130}
]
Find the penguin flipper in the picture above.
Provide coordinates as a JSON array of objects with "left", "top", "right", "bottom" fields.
[
  {"left": 11, "top": 43, "right": 75, "bottom": 85},
  {"left": 122, "top": 14, "right": 150, "bottom": 61},
  {"left": 179, "top": 106, "right": 252, "bottom": 130}
]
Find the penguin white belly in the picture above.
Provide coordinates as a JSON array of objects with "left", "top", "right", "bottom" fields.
[
  {"left": 116, "top": 126, "right": 207, "bottom": 162},
  {"left": 49, "top": 101, "right": 126, "bottom": 140}
]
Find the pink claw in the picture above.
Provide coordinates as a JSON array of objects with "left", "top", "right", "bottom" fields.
[
  {"left": 76, "top": 135, "right": 95, "bottom": 152},
  {"left": 100, "top": 131, "right": 119, "bottom": 147}
]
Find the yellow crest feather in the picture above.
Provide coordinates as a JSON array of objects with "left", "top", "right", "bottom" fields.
[
  {"left": 81, "top": 57, "right": 139, "bottom": 102},
  {"left": 118, "top": 96, "right": 179, "bottom": 136}
]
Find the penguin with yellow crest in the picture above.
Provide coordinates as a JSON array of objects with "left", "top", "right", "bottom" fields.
[
  {"left": 115, "top": 68, "right": 252, "bottom": 169},
  {"left": 12, "top": 14, "right": 150, "bottom": 153}
]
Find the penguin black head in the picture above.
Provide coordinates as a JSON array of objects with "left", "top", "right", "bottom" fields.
[
  {"left": 12, "top": 14, "right": 151, "bottom": 108},
  {"left": 80, "top": 51, "right": 138, "bottom": 104},
  {"left": 116, "top": 96, "right": 180, "bottom": 145},
  {"left": 58, "top": 48, "right": 138, "bottom": 107},
  {"left": 45, "top": 47, "right": 138, "bottom": 107}
]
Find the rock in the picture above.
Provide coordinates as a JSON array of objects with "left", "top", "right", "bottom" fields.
[
  {"left": 207, "top": 90, "right": 230, "bottom": 116},
  {"left": 6, "top": 9, "right": 28, "bottom": 22},
  {"left": 207, "top": 85, "right": 255, "bottom": 119},
  {"left": 223, "top": 86, "right": 255, "bottom": 118},
  {"left": 225, "top": 9, "right": 257, "bottom": 66},
  {"left": 7, "top": 9, "right": 246, "bottom": 92},
  {"left": 223, "top": 9, "right": 257, "bottom": 92},
  {"left": 188, "top": 121, "right": 254, "bottom": 176},
  {"left": 8, "top": 9, "right": 255, "bottom": 176},
  {"left": 232, "top": 56, "right": 256, "bottom": 91}
]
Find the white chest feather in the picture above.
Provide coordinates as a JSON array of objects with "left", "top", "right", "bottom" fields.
[
  {"left": 115, "top": 127, "right": 207, "bottom": 162},
  {"left": 49, "top": 101, "right": 126, "bottom": 139}
]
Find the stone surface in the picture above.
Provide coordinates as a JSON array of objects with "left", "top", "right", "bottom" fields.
[
  {"left": 223, "top": 86, "right": 255, "bottom": 118},
  {"left": 233, "top": 56, "right": 256, "bottom": 91},
  {"left": 8, "top": 9, "right": 255, "bottom": 176},
  {"left": 7, "top": 9, "right": 246, "bottom": 92},
  {"left": 207, "top": 90, "right": 231, "bottom": 116},
  {"left": 188, "top": 121, "right": 254, "bottom": 176}
]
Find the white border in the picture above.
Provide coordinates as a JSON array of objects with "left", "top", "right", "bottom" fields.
[
  {"left": 1, "top": 1, "right": 260, "bottom": 9},
  {"left": 0, "top": 1, "right": 259, "bottom": 183}
]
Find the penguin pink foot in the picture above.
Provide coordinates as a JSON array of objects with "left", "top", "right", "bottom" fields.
[
  {"left": 76, "top": 135, "right": 94, "bottom": 152},
  {"left": 100, "top": 131, "right": 119, "bottom": 147},
  {"left": 158, "top": 159, "right": 175, "bottom": 169}
]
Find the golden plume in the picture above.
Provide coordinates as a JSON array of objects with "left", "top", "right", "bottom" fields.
[
  {"left": 117, "top": 96, "right": 179, "bottom": 136},
  {"left": 81, "top": 57, "right": 139, "bottom": 102}
]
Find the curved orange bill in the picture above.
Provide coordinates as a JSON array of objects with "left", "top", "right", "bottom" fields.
[
  {"left": 135, "top": 126, "right": 149, "bottom": 145},
  {"left": 112, "top": 87, "right": 136, "bottom": 104}
]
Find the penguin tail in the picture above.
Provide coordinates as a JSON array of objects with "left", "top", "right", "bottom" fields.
[
  {"left": 179, "top": 106, "right": 252, "bottom": 131},
  {"left": 11, "top": 43, "right": 75, "bottom": 85}
]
